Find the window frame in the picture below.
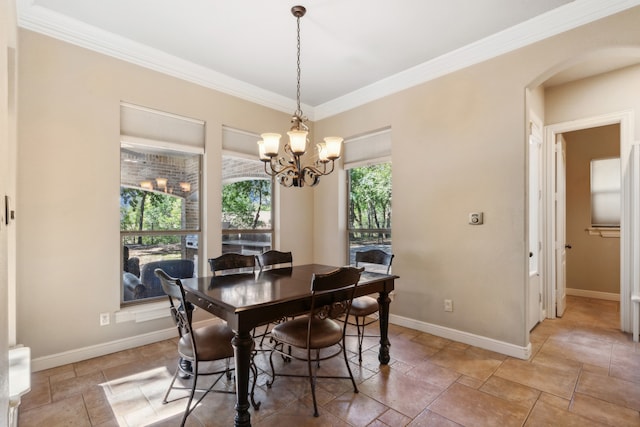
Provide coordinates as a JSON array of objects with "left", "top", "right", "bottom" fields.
[{"left": 120, "top": 142, "right": 203, "bottom": 306}]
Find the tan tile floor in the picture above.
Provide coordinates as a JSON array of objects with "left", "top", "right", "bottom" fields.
[{"left": 18, "top": 296, "right": 640, "bottom": 426}]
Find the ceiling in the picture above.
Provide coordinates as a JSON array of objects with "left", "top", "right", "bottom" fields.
[{"left": 16, "top": 0, "right": 640, "bottom": 119}]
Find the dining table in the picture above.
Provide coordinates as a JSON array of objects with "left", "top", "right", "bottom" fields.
[{"left": 180, "top": 263, "right": 397, "bottom": 427}]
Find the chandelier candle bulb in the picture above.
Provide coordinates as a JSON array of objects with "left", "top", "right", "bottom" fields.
[
  {"left": 317, "top": 143, "right": 329, "bottom": 162},
  {"left": 257, "top": 140, "right": 269, "bottom": 160},
  {"left": 140, "top": 180, "right": 153, "bottom": 190},
  {"left": 288, "top": 130, "right": 308, "bottom": 155},
  {"left": 324, "top": 137, "right": 343, "bottom": 159},
  {"left": 260, "top": 133, "right": 281, "bottom": 157},
  {"left": 155, "top": 177, "right": 168, "bottom": 191}
]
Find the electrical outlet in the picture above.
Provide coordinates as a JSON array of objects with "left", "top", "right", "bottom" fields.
[
  {"left": 99, "top": 312, "right": 110, "bottom": 326},
  {"left": 444, "top": 299, "right": 453, "bottom": 312}
]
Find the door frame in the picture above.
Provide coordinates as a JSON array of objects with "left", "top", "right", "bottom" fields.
[
  {"left": 555, "top": 134, "right": 567, "bottom": 317},
  {"left": 543, "top": 110, "right": 635, "bottom": 332},
  {"left": 528, "top": 114, "right": 544, "bottom": 330}
]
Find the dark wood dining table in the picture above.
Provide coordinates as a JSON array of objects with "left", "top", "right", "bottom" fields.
[{"left": 180, "top": 263, "right": 397, "bottom": 427}]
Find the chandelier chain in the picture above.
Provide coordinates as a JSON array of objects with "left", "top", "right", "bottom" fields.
[{"left": 295, "top": 15, "right": 302, "bottom": 118}]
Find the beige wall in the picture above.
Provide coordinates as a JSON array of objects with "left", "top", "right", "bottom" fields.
[
  {"left": 546, "top": 64, "right": 640, "bottom": 134},
  {"left": 16, "top": 30, "right": 314, "bottom": 359},
  {"left": 564, "top": 125, "right": 621, "bottom": 294},
  {"left": 315, "top": 7, "right": 640, "bottom": 347},
  {"left": 15, "top": 6, "right": 640, "bottom": 362}
]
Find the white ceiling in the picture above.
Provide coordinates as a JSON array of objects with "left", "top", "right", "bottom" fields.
[{"left": 16, "top": 0, "right": 640, "bottom": 119}]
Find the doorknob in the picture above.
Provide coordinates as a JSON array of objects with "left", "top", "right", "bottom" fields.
[{"left": 565, "top": 244, "right": 572, "bottom": 249}]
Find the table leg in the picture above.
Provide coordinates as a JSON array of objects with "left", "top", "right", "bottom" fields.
[
  {"left": 377, "top": 289, "right": 391, "bottom": 364},
  {"left": 232, "top": 331, "right": 253, "bottom": 427}
]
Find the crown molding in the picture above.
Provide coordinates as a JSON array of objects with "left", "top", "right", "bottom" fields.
[
  {"left": 17, "top": 0, "right": 640, "bottom": 121},
  {"left": 16, "top": 1, "right": 299, "bottom": 115}
]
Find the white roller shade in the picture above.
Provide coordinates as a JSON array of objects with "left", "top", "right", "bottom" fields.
[
  {"left": 343, "top": 127, "right": 392, "bottom": 169},
  {"left": 222, "top": 126, "right": 261, "bottom": 159},
  {"left": 120, "top": 102, "right": 205, "bottom": 149}
]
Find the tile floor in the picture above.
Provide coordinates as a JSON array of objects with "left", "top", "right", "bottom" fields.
[{"left": 18, "top": 296, "right": 640, "bottom": 426}]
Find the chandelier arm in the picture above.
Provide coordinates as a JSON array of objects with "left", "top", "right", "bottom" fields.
[
  {"left": 262, "top": 161, "right": 276, "bottom": 177},
  {"left": 265, "top": 158, "right": 298, "bottom": 177},
  {"left": 300, "top": 160, "right": 335, "bottom": 178},
  {"left": 301, "top": 169, "right": 319, "bottom": 187}
]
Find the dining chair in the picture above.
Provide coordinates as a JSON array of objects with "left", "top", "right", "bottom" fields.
[
  {"left": 266, "top": 266, "right": 364, "bottom": 417},
  {"left": 256, "top": 250, "right": 293, "bottom": 270},
  {"left": 208, "top": 253, "right": 256, "bottom": 275},
  {"left": 349, "top": 249, "right": 394, "bottom": 362},
  {"left": 155, "top": 269, "right": 260, "bottom": 426},
  {"left": 208, "top": 252, "right": 274, "bottom": 353},
  {"left": 255, "top": 250, "right": 294, "bottom": 345}
]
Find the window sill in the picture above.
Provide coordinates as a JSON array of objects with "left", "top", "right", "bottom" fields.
[
  {"left": 115, "top": 300, "right": 170, "bottom": 323},
  {"left": 586, "top": 227, "right": 620, "bottom": 238}
]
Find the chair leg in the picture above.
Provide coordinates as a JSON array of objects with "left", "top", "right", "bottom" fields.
[
  {"left": 225, "top": 357, "right": 232, "bottom": 380},
  {"left": 181, "top": 362, "right": 199, "bottom": 427},
  {"left": 165, "top": 359, "right": 232, "bottom": 426},
  {"left": 250, "top": 351, "right": 261, "bottom": 410},
  {"left": 308, "top": 349, "right": 319, "bottom": 417},
  {"left": 258, "top": 323, "right": 271, "bottom": 347},
  {"left": 355, "top": 316, "right": 365, "bottom": 363},
  {"left": 266, "top": 346, "right": 277, "bottom": 388},
  {"left": 342, "top": 339, "right": 359, "bottom": 394},
  {"left": 162, "top": 367, "right": 180, "bottom": 404}
]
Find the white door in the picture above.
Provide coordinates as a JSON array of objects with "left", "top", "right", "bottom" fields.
[
  {"left": 528, "top": 122, "right": 542, "bottom": 330},
  {"left": 555, "top": 135, "right": 567, "bottom": 317}
]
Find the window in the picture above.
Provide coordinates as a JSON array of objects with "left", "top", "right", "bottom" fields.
[
  {"left": 344, "top": 129, "right": 392, "bottom": 270},
  {"left": 222, "top": 127, "right": 273, "bottom": 255},
  {"left": 590, "top": 157, "right": 620, "bottom": 227},
  {"left": 347, "top": 163, "right": 392, "bottom": 269},
  {"left": 120, "top": 103, "right": 204, "bottom": 305}
]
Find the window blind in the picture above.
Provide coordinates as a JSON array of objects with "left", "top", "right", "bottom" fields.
[
  {"left": 343, "top": 127, "right": 392, "bottom": 170},
  {"left": 120, "top": 102, "right": 205, "bottom": 150},
  {"left": 222, "top": 126, "right": 261, "bottom": 159}
]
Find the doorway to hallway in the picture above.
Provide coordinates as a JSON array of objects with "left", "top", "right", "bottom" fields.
[
  {"left": 561, "top": 125, "right": 621, "bottom": 312},
  {"left": 543, "top": 111, "right": 635, "bottom": 335}
]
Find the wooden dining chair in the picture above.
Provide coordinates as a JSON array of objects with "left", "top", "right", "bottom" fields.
[
  {"left": 155, "top": 269, "right": 260, "bottom": 426},
  {"left": 266, "top": 266, "right": 364, "bottom": 417},
  {"left": 349, "top": 249, "right": 394, "bottom": 362},
  {"left": 256, "top": 250, "right": 293, "bottom": 270},
  {"left": 254, "top": 250, "right": 294, "bottom": 345},
  {"left": 208, "top": 253, "right": 256, "bottom": 275},
  {"left": 207, "top": 252, "right": 275, "bottom": 354}
]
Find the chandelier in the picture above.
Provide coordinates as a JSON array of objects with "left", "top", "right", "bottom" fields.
[{"left": 257, "top": 5, "right": 343, "bottom": 188}]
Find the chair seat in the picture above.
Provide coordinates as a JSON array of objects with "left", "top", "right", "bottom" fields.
[
  {"left": 178, "top": 323, "right": 235, "bottom": 361},
  {"left": 272, "top": 316, "right": 342, "bottom": 349},
  {"left": 350, "top": 296, "right": 379, "bottom": 317}
]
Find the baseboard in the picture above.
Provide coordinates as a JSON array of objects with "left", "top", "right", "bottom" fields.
[
  {"left": 33, "top": 314, "right": 532, "bottom": 372},
  {"left": 389, "top": 314, "right": 531, "bottom": 360},
  {"left": 566, "top": 288, "right": 620, "bottom": 301},
  {"left": 31, "top": 318, "right": 217, "bottom": 372}
]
